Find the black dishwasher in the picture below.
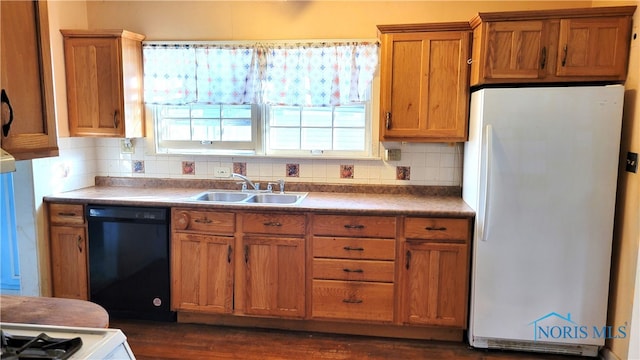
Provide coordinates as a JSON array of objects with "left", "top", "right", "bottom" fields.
[{"left": 86, "top": 205, "right": 176, "bottom": 321}]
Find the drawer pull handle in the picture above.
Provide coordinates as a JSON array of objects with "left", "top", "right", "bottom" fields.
[
  {"left": 343, "top": 246, "right": 364, "bottom": 251},
  {"left": 195, "top": 218, "right": 212, "bottom": 224},
  {"left": 425, "top": 226, "right": 447, "bottom": 231},
  {"left": 263, "top": 221, "right": 282, "bottom": 227},
  {"left": 77, "top": 236, "right": 83, "bottom": 253},
  {"left": 244, "top": 245, "right": 249, "bottom": 263},
  {"left": 406, "top": 250, "right": 412, "bottom": 270},
  {"left": 227, "top": 245, "right": 233, "bottom": 264},
  {"left": 58, "top": 212, "right": 77, "bottom": 217},
  {"left": 343, "top": 268, "right": 364, "bottom": 273},
  {"left": 342, "top": 298, "right": 363, "bottom": 304},
  {"left": 344, "top": 224, "right": 365, "bottom": 229}
]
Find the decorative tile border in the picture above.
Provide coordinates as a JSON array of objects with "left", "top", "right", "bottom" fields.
[
  {"left": 132, "top": 160, "right": 145, "bottom": 174},
  {"left": 233, "top": 162, "right": 246, "bottom": 176},
  {"left": 182, "top": 161, "right": 195, "bottom": 175},
  {"left": 396, "top": 166, "right": 410, "bottom": 181},
  {"left": 286, "top": 163, "right": 299, "bottom": 177},
  {"left": 340, "top": 165, "right": 354, "bottom": 179}
]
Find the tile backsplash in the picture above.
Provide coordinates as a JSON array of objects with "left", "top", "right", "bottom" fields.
[
  {"left": 42, "top": 137, "right": 463, "bottom": 192},
  {"left": 101, "top": 138, "right": 462, "bottom": 186}
]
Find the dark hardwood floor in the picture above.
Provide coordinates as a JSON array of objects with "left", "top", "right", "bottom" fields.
[{"left": 110, "top": 319, "right": 593, "bottom": 360}]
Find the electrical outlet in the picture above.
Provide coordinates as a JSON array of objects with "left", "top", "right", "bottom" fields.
[
  {"left": 384, "top": 149, "right": 401, "bottom": 161},
  {"left": 214, "top": 166, "right": 231, "bottom": 178},
  {"left": 626, "top": 152, "right": 638, "bottom": 173}
]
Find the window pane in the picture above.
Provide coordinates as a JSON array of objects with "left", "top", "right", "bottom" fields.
[
  {"left": 222, "top": 119, "right": 252, "bottom": 141},
  {"left": 223, "top": 105, "right": 252, "bottom": 118},
  {"left": 162, "top": 118, "right": 192, "bottom": 140},
  {"left": 270, "top": 128, "right": 300, "bottom": 149},
  {"left": 162, "top": 106, "right": 191, "bottom": 118},
  {"left": 192, "top": 119, "right": 221, "bottom": 141},
  {"left": 301, "top": 128, "right": 332, "bottom": 150},
  {"left": 301, "top": 107, "right": 332, "bottom": 127},
  {"left": 334, "top": 128, "right": 365, "bottom": 150},
  {"left": 334, "top": 105, "right": 365, "bottom": 127},
  {"left": 271, "top": 106, "right": 300, "bottom": 127},
  {"left": 191, "top": 105, "right": 220, "bottom": 118}
]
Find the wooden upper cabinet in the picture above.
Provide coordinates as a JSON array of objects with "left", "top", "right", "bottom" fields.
[
  {"left": 1, "top": 0, "right": 58, "bottom": 160},
  {"left": 61, "top": 29, "right": 145, "bottom": 137},
  {"left": 470, "top": 6, "right": 636, "bottom": 85},
  {"left": 378, "top": 23, "right": 472, "bottom": 143},
  {"left": 557, "top": 16, "right": 631, "bottom": 77}
]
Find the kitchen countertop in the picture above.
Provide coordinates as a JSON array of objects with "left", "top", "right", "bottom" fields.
[
  {"left": 0, "top": 295, "right": 109, "bottom": 328},
  {"left": 44, "top": 178, "right": 474, "bottom": 217}
]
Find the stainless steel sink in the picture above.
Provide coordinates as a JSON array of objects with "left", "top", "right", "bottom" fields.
[
  {"left": 244, "top": 193, "right": 305, "bottom": 204},
  {"left": 189, "top": 190, "right": 307, "bottom": 205},
  {"left": 192, "top": 191, "right": 251, "bottom": 202}
]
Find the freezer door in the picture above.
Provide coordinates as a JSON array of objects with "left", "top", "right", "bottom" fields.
[{"left": 466, "top": 85, "right": 624, "bottom": 346}]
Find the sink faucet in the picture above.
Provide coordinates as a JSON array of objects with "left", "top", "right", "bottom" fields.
[
  {"left": 268, "top": 179, "right": 286, "bottom": 193},
  {"left": 232, "top": 173, "right": 259, "bottom": 191}
]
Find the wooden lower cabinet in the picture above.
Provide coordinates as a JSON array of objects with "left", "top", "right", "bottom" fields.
[
  {"left": 172, "top": 232, "right": 234, "bottom": 313},
  {"left": 399, "top": 217, "right": 471, "bottom": 328},
  {"left": 311, "top": 215, "right": 397, "bottom": 323},
  {"left": 399, "top": 241, "right": 468, "bottom": 327},
  {"left": 166, "top": 208, "right": 472, "bottom": 339},
  {"left": 48, "top": 203, "right": 88, "bottom": 300},
  {"left": 171, "top": 209, "right": 236, "bottom": 313},
  {"left": 242, "top": 235, "right": 305, "bottom": 318}
]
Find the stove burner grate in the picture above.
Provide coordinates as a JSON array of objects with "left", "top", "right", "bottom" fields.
[{"left": 0, "top": 330, "right": 83, "bottom": 360}]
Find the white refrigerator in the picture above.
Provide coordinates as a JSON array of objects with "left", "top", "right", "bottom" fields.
[{"left": 463, "top": 85, "right": 624, "bottom": 357}]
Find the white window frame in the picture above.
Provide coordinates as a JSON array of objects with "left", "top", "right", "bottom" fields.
[
  {"left": 152, "top": 104, "right": 262, "bottom": 156},
  {"left": 263, "top": 103, "right": 373, "bottom": 159}
]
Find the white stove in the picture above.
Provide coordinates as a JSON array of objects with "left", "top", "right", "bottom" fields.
[{"left": 0, "top": 322, "right": 135, "bottom": 359}]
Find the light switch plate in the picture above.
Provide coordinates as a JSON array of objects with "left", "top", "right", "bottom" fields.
[
  {"left": 120, "top": 139, "right": 134, "bottom": 154},
  {"left": 626, "top": 152, "right": 638, "bottom": 173}
]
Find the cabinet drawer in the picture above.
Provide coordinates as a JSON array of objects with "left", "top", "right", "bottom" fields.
[
  {"left": 404, "top": 218, "right": 470, "bottom": 241},
  {"left": 313, "top": 215, "right": 396, "bottom": 238},
  {"left": 242, "top": 213, "right": 305, "bottom": 235},
  {"left": 313, "top": 259, "right": 394, "bottom": 283},
  {"left": 313, "top": 237, "right": 395, "bottom": 260},
  {"left": 49, "top": 204, "right": 84, "bottom": 225},
  {"left": 312, "top": 280, "right": 393, "bottom": 322},
  {"left": 173, "top": 209, "right": 235, "bottom": 234}
]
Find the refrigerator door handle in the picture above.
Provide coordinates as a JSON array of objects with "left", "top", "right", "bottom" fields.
[{"left": 481, "top": 124, "right": 493, "bottom": 242}]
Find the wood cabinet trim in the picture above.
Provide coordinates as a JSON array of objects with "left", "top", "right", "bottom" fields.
[
  {"left": 377, "top": 21, "right": 472, "bottom": 34},
  {"left": 470, "top": 5, "right": 636, "bottom": 28}
]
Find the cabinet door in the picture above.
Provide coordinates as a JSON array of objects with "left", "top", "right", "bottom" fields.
[
  {"left": 64, "top": 37, "right": 123, "bottom": 137},
  {"left": 399, "top": 241, "right": 467, "bottom": 327},
  {"left": 481, "top": 21, "right": 549, "bottom": 80},
  {"left": 50, "top": 226, "right": 88, "bottom": 300},
  {"left": 556, "top": 16, "right": 631, "bottom": 78},
  {"left": 0, "top": 0, "right": 58, "bottom": 160},
  {"left": 379, "top": 31, "right": 470, "bottom": 142},
  {"left": 243, "top": 236, "right": 305, "bottom": 318},
  {"left": 172, "top": 233, "right": 234, "bottom": 313}
]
